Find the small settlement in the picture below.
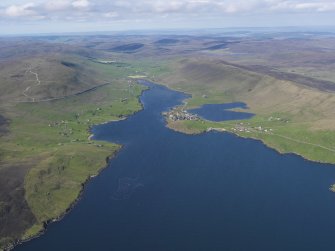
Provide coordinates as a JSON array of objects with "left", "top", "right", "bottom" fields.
[
  {"left": 231, "top": 122, "right": 273, "bottom": 134},
  {"left": 163, "top": 108, "right": 200, "bottom": 122},
  {"left": 163, "top": 109, "right": 280, "bottom": 136}
]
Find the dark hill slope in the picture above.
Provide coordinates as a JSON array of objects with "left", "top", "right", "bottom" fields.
[
  {"left": 110, "top": 43, "right": 144, "bottom": 53},
  {"left": 154, "top": 39, "right": 179, "bottom": 45},
  {"left": 0, "top": 55, "right": 106, "bottom": 103},
  {"left": 0, "top": 41, "right": 95, "bottom": 61},
  {"left": 0, "top": 163, "right": 37, "bottom": 248}
]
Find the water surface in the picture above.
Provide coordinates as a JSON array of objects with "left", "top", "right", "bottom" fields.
[
  {"left": 17, "top": 81, "right": 335, "bottom": 251},
  {"left": 189, "top": 102, "right": 254, "bottom": 121}
]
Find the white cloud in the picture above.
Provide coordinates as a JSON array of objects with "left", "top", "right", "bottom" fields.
[
  {"left": 151, "top": 1, "right": 186, "bottom": 13},
  {"left": 44, "top": 1, "right": 71, "bottom": 11},
  {"left": 5, "top": 2, "right": 36, "bottom": 17},
  {"left": 269, "top": 0, "right": 335, "bottom": 12},
  {"left": 72, "top": 0, "right": 90, "bottom": 9},
  {"left": 103, "top": 11, "right": 119, "bottom": 18},
  {"left": 216, "top": 1, "right": 263, "bottom": 13},
  {"left": 0, "top": 0, "right": 335, "bottom": 24},
  {"left": 294, "top": 2, "right": 335, "bottom": 12}
]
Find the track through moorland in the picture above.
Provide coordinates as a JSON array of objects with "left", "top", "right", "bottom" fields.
[
  {"left": 22, "top": 66, "right": 41, "bottom": 102},
  {"left": 18, "top": 64, "right": 114, "bottom": 104}
]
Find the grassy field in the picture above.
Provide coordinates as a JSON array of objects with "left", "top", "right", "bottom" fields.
[
  {"left": 159, "top": 57, "right": 335, "bottom": 165},
  {"left": 0, "top": 37, "right": 179, "bottom": 249},
  {"left": 0, "top": 56, "right": 150, "bottom": 249},
  {"left": 2, "top": 33, "right": 335, "bottom": 249},
  {"left": 167, "top": 116, "right": 335, "bottom": 164}
]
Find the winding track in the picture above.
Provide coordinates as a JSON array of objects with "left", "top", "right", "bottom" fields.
[
  {"left": 22, "top": 67, "right": 41, "bottom": 102},
  {"left": 19, "top": 67, "right": 335, "bottom": 154},
  {"left": 17, "top": 82, "right": 114, "bottom": 103},
  {"left": 17, "top": 65, "right": 121, "bottom": 103}
]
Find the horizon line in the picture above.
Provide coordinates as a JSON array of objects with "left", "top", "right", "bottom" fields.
[{"left": 1, "top": 25, "right": 335, "bottom": 37}]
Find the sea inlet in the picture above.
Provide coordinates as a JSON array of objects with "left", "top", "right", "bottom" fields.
[
  {"left": 189, "top": 102, "right": 254, "bottom": 121},
  {"left": 17, "top": 81, "right": 335, "bottom": 251}
]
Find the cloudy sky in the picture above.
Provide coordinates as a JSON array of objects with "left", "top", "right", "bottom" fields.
[{"left": 0, "top": 0, "right": 334, "bottom": 34}]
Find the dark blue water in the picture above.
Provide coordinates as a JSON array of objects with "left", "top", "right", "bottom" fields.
[
  {"left": 189, "top": 102, "right": 254, "bottom": 121},
  {"left": 17, "top": 81, "right": 335, "bottom": 251}
]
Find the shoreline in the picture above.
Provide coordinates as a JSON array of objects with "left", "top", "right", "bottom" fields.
[
  {"left": 8, "top": 79, "right": 335, "bottom": 250},
  {"left": 9, "top": 148, "right": 119, "bottom": 251},
  {"left": 6, "top": 81, "right": 150, "bottom": 251},
  {"left": 165, "top": 119, "right": 335, "bottom": 192},
  {"left": 166, "top": 119, "right": 335, "bottom": 166},
  {"left": 153, "top": 73, "right": 335, "bottom": 167}
]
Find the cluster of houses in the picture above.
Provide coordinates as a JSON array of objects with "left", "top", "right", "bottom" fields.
[
  {"left": 232, "top": 122, "right": 273, "bottom": 134},
  {"left": 163, "top": 108, "right": 199, "bottom": 122}
]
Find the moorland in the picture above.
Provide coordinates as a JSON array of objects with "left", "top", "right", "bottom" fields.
[{"left": 1, "top": 29, "right": 335, "bottom": 249}]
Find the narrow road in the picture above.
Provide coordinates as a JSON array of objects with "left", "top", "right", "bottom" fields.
[
  {"left": 271, "top": 133, "right": 335, "bottom": 153},
  {"left": 16, "top": 82, "right": 113, "bottom": 103},
  {"left": 22, "top": 67, "right": 41, "bottom": 102}
]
